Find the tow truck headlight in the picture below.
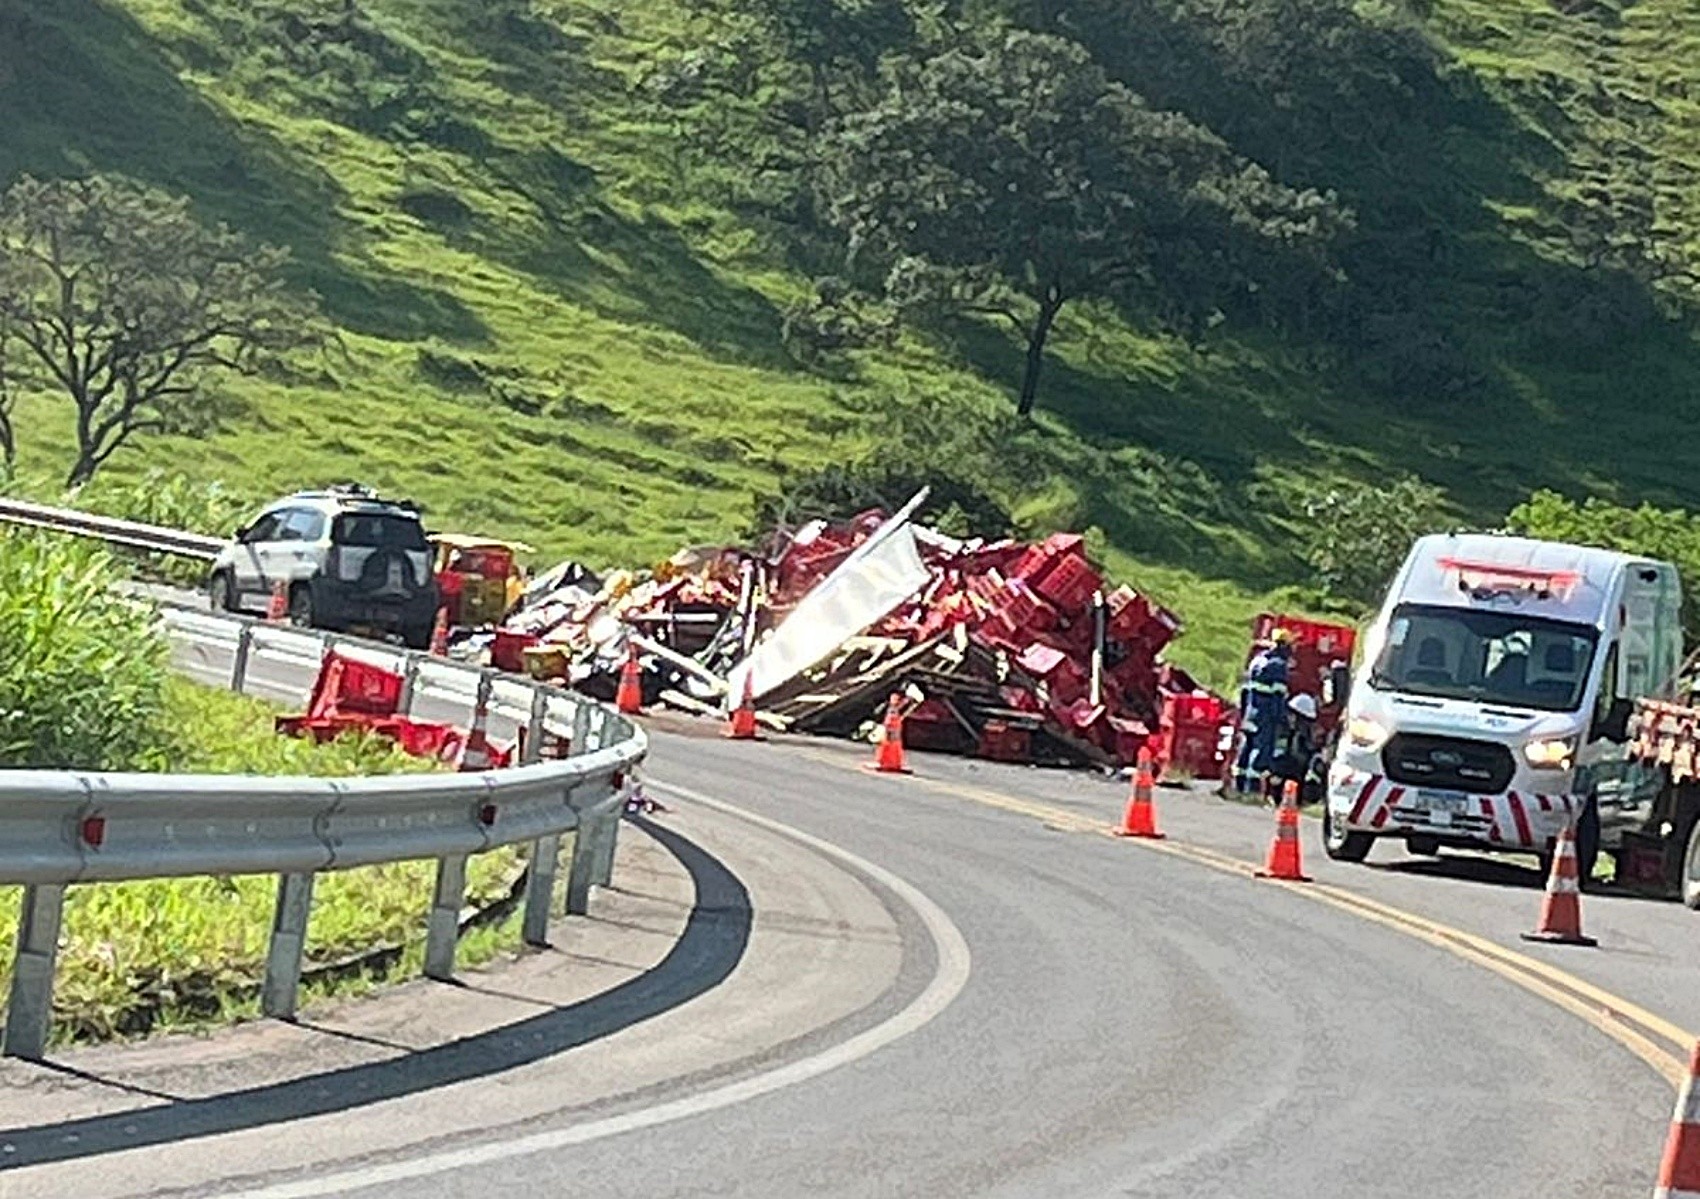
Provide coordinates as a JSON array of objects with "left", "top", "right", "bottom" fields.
[
  {"left": 1346, "top": 716, "right": 1391, "bottom": 752},
  {"left": 1523, "top": 737, "right": 1576, "bottom": 771}
]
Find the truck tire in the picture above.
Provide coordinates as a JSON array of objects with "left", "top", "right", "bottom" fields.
[
  {"left": 1576, "top": 798, "right": 1601, "bottom": 889},
  {"left": 1681, "top": 819, "right": 1700, "bottom": 910},
  {"left": 1406, "top": 834, "right": 1441, "bottom": 857},
  {"left": 1323, "top": 805, "right": 1372, "bottom": 862}
]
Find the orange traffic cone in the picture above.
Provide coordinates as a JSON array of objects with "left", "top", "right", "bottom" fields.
[
  {"left": 615, "top": 643, "right": 643, "bottom": 715},
  {"left": 456, "top": 689, "right": 496, "bottom": 772},
  {"left": 428, "top": 606, "right": 451, "bottom": 657},
  {"left": 1257, "top": 780, "right": 1311, "bottom": 881},
  {"left": 726, "top": 672, "right": 760, "bottom": 740},
  {"left": 1521, "top": 820, "right": 1596, "bottom": 946},
  {"left": 1654, "top": 1042, "right": 1700, "bottom": 1197},
  {"left": 1114, "top": 750, "right": 1166, "bottom": 839},
  {"left": 866, "top": 693, "right": 912, "bottom": 774},
  {"left": 265, "top": 579, "right": 289, "bottom": 623}
]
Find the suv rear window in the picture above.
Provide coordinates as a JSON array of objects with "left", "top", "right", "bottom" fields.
[{"left": 332, "top": 513, "right": 428, "bottom": 550}]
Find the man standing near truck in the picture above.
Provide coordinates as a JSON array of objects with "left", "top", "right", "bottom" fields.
[{"left": 1229, "top": 629, "right": 1292, "bottom": 798}]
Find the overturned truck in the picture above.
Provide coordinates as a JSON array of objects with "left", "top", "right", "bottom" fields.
[{"left": 495, "top": 491, "right": 1218, "bottom": 771}]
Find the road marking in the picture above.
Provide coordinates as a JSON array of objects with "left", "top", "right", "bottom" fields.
[
  {"left": 212, "top": 781, "right": 971, "bottom": 1199},
  {"left": 858, "top": 761, "right": 1698, "bottom": 1087}
]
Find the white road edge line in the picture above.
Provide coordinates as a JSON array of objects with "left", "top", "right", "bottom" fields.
[{"left": 213, "top": 778, "right": 973, "bottom": 1199}]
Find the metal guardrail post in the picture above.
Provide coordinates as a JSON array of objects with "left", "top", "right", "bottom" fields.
[
  {"left": 564, "top": 816, "right": 601, "bottom": 916},
  {"left": 2, "top": 884, "right": 67, "bottom": 1060},
  {"left": 231, "top": 624, "right": 254, "bottom": 693},
  {"left": 261, "top": 872, "right": 316, "bottom": 1019},
  {"left": 521, "top": 833, "right": 561, "bottom": 947},
  {"left": 397, "top": 656, "right": 419, "bottom": 718},
  {"left": 424, "top": 854, "right": 468, "bottom": 981},
  {"left": 525, "top": 688, "right": 548, "bottom": 763},
  {"left": 570, "top": 701, "right": 592, "bottom": 757},
  {"left": 593, "top": 788, "right": 624, "bottom": 888}
]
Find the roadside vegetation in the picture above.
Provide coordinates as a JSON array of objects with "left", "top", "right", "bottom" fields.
[
  {"left": 2, "top": 1, "right": 1699, "bottom": 687},
  {"left": 0, "top": 526, "right": 524, "bottom": 1043}
]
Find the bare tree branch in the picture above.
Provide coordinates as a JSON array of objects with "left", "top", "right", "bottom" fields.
[{"left": 0, "top": 173, "right": 322, "bottom": 486}]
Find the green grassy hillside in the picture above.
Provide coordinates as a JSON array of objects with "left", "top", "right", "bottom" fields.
[{"left": 2, "top": 0, "right": 1698, "bottom": 687}]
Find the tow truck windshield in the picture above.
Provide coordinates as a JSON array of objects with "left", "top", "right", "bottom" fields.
[{"left": 1369, "top": 603, "right": 1599, "bottom": 713}]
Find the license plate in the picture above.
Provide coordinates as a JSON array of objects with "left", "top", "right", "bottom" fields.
[{"left": 1417, "top": 790, "right": 1470, "bottom": 817}]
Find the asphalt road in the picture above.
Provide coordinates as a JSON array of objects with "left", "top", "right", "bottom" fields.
[{"left": 68, "top": 602, "right": 1683, "bottom": 1196}]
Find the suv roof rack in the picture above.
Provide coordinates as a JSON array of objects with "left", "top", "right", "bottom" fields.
[{"left": 284, "top": 483, "right": 422, "bottom": 513}]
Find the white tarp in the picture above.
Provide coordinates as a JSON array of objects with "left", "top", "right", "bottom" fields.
[{"left": 730, "top": 492, "right": 933, "bottom": 702}]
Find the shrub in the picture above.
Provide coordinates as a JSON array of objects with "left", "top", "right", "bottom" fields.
[
  {"left": 1297, "top": 474, "right": 1453, "bottom": 607},
  {"left": 1508, "top": 489, "right": 1700, "bottom": 640},
  {"left": 73, "top": 469, "right": 253, "bottom": 587},
  {"left": 0, "top": 529, "right": 172, "bottom": 769}
]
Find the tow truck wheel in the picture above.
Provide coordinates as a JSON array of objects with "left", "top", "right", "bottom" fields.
[
  {"left": 1576, "top": 798, "right": 1601, "bottom": 891},
  {"left": 1680, "top": 819, "right": 1700, "bottom": 910},
  {"left": 1323, "top": 805, "right": 1372, "bottom": 862}
]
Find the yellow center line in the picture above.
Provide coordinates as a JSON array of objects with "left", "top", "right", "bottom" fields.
[{"left": 819, "top": 749, "right": 1698, "bottom": 1086}]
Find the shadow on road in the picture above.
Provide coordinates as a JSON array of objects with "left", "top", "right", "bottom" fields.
[
  {"left": 0, "top": 818, "right": 751, "bottom": 1169},
  {"left": 1367, "top": 852, "right": 1668, "bottom": 904},
  {"left": 1367, "top": 853, "right": 1548, "bottom": 891}
]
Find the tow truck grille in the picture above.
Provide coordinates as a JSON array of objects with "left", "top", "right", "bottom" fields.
[{"left": 1382, "top": 734, "right": 1515, "bottom": 795}]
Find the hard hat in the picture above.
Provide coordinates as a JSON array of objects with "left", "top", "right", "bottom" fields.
[
  {"left": 1271, "top": 628, "right": 1294, "bottom": 646},
  {"left": 1289, "top": 693, "right": 1318, "bottom": 720}
]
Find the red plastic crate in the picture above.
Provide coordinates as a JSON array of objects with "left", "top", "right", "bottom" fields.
[
  {"left": 1165, "top": 723, "right": 1225, "bottom": 781},
  {"left": 994, "top": 579, "right": 1059, "bottom": 636},
  {"left": 306, "top": 653, "right": 402, "bottom": 720},
  {"left": 1031, "top": 551, "right": 1101, "bottom": 613},
  {"left": 1164, "top": 692, "right": 1225, "bottom": 730},
  {"left": 491, "top": 629, "right": 539, "bottom": 675},
  {"left": 977, "top": 720, "right": 1032, "bottom": 762}
]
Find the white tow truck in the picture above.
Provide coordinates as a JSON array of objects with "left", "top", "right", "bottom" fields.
[{"left": 1322, "top": 532, "right": 1684, "bottom": 880}]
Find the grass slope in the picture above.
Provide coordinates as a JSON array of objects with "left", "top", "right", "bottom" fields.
[{"left": 3, "top": 0, "right": 1699, "bottom": 688}]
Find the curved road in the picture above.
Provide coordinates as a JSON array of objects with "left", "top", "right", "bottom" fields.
[
  {"left": 11, "top": 613, "right": 1681, "bottom": 1197},
  {"left": 298, "top": 730, "right": 1671, "bottom": 1199}
]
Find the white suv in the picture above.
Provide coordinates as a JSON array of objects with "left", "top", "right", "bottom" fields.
[{"left": 207, "top": 485, "right": 440, "bottom": 647}]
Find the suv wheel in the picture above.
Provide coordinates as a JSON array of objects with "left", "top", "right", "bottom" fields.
[
  {"left": 208, "top": 571, "right": 237, "bottom": 613},
  {"left": 288, "top": 585, "right": 315, "bottom": 629}
]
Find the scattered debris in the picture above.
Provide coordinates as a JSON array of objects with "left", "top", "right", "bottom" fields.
[{"left": 485, "top": 488, "right": 1228, "bottom": 771}]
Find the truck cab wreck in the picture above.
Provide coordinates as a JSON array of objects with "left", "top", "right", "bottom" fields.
[{"left": 1324, "top": 533, "right": 1684, "bottom": 881}]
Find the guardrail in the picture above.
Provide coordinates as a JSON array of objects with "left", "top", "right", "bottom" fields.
[
  {"left": 0, "top": 497, "right": 224, "bottom": 559},
  {"left": 0, "top": 603, "right": 647, "bottom": 1061}
]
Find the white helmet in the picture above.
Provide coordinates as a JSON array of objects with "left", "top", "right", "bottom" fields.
[{"left": 1288, "top": 693, "right": 1318, "bottom": 720}]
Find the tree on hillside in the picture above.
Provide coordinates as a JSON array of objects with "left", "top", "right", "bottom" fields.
[
  {"left": 0, "top": 314, "right": 16, "bottom": 472},
  {"left": 0, "top": 174, "right": 320, "bottom": 487},
  {"left": 815, "top": 31, "right": 1348, "bottom": 416},
  {"left": 1300, "top": 475, "right": 1451, "bottom": 607},
  {"left": 753, "top": 0, "right": 919, "bottom": 118}
]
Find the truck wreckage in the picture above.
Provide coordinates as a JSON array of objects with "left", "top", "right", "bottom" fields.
[{"left": 462, "top": 490, "right": 1227, "bottom": 775}]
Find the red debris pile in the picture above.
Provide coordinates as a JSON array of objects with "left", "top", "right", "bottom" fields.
[
  {"left": 501, "top": 497, "right": 1226, "bottom": 771},
  {"left": 755, "top": 523, "right": 1203, "bottom": 769}
]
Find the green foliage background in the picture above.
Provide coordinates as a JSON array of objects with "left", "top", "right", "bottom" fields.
[{"left": 1, "top": 0, "right": 1699, "bottom": 686}]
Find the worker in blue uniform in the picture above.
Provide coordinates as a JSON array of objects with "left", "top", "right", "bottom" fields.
[{"left": 1230, "top": 629, "right": 1292, "bottom": 798}]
